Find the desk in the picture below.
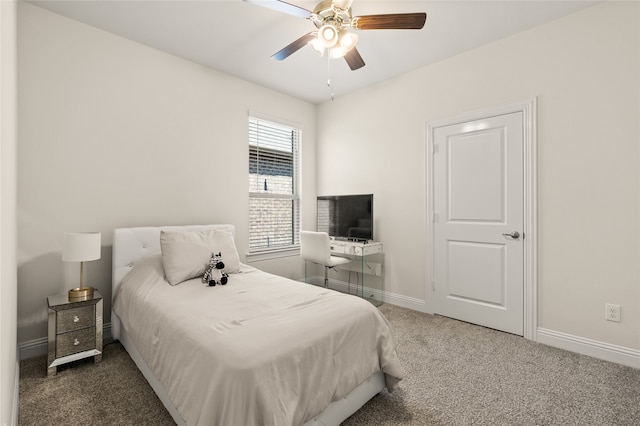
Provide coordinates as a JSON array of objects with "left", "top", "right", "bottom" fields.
[{"left": 329, "top": 240, "right": 383, "bottom": 306}]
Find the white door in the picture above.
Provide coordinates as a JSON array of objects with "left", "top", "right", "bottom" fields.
[{"left": 432, "top": 112, "right": 524, "bottom": 335}]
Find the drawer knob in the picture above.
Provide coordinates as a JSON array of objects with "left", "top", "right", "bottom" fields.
[
  {"left": 73, "top": 338, "right": 80, "bottom": 346},
  {"left": 73, "top": 315, "right": 80, "bottom": 323}
]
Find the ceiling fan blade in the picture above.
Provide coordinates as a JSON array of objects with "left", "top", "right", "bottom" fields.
[
  {"left": 243, "top": 0, "right": 312, "bottom": 19},
  {"left": 352, "top": 13, "right": 427, "bottom": 30},
  {"left": 344, "top": 47, "right": 365, "bottom": 70},
  {"left": 272, "top": 32, "right": 317, "bottom": 61}
]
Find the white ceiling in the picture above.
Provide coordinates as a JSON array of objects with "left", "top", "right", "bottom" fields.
[{"left": 28, "top": 0, "right": 601, "bottom": 104}]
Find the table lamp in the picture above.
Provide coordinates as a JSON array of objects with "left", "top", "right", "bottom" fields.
[{"left": 63, "top": 232, "right": 101, "bottom": 300}]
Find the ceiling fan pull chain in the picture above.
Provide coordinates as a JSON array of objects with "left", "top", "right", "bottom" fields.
[{"left": 327, "top": 55, "right": 335, "bottom": 101}]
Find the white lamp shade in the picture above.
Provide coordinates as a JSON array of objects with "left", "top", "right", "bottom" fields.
[
  {"left": 62, "top": 232, "right": 101, "bottom": 262},
  {"left": 318, "top": 24, "right": 339, "bottom": 48},
  {"left": 308, "top": 37, "right": 325, "bottom": 56},
  {"left": 338, "top": 30, "right": 357, "bottom": 50}
]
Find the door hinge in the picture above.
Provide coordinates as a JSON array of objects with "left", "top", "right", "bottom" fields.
[
  {"left": 432, "top": 144, "right": 437, "bottom": 154},
  {"left": 431, "top": 280, "right": 436, "bottom": 291}
]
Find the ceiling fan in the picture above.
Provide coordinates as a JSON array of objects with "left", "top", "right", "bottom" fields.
[{"left": 244, "top": 0, "right": 427, "bottom": 70}]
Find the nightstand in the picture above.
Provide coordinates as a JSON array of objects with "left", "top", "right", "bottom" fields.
[{"left": 47, "top": 290, "right": 103, "bottom": 376}]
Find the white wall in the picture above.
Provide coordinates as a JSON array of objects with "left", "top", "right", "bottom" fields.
[
  {"left": 1, "top": 0, "right": 18, "bottom": 423},
  {"left": 17, "top": 0, "right": 640, "bottom": 365},
  {"left": 17, "top": 2, "right": 316, "bottom": 344},
  {"left": 317, "top": 1, "right": 639, "bottom": 350}
]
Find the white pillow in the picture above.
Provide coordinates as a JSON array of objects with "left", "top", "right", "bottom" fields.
[{"left": 160, "top": 229, "right": 240, "bottom": 285}]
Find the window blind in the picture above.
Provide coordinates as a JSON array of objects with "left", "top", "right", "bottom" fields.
[{"left": 248, "top": 116, "right": 301, "bottom": 252}]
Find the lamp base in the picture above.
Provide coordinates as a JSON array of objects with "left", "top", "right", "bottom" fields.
[{"left": 68, "top": 286, "right": 94, "bottom": 301}]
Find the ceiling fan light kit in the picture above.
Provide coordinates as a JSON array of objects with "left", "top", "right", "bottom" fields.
[
  {"left": 311, "top": 28, "right": 358, "bottom": 58},
  {"left": 318, "top": 23, "right": 339, "bottom": 48},
  {"left": 245, "top": 0, "right": 426, "bottom": 70},
  {"left": 330, "top": 30, "right": 358, "bottom": 58}
]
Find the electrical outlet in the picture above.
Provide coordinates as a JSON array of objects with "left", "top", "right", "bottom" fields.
[{"left": 605, "top": 303, "right": 621, "bottom": 322}]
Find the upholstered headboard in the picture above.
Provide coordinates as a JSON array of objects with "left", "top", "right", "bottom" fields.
[{"left": 111, "top": 224, "right": 235, "bottom": 339}]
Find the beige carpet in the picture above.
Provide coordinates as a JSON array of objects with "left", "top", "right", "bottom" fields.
[
  {"left": 19, "top": 341, "right": 174, "bottom": 426},
  {"left": 19, "top": 304, "right": 640, "bottom": 425}
]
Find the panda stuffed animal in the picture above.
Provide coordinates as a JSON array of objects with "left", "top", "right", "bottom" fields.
[{"left": 202, "top": 252, "right": 229, "bottom": 286}]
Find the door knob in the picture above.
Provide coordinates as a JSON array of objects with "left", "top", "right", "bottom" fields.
[{"left": 502, "top": 231, "right": 520, "bottom": 239}]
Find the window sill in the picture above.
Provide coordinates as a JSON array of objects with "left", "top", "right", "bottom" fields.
[{"left": 245, "top": 246, "right": 300, "bottom": 263}]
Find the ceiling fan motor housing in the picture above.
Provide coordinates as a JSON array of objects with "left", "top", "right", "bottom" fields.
[{"left": 312, "top": 0, "right": 352, "bottom": 29}]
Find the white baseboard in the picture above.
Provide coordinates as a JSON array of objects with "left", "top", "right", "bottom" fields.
[
  {"left": 301, "top": 276, "right": 427, "bottom": 312},
  {"left": 19, "top": 336, "right": 47, "bottom": 360},
  {"left": 537, "top": 327, "right": 640, "bottom": 369},
  {"left": 18, "top": 323, "right": 113, "bottom": 361},
  {"left": 379, "top": 291, "right": 427, "bottom": 312}
]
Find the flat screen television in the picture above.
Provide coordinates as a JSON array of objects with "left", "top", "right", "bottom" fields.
[{"left": 317, "top": 194, "right": 373, "bottom": 242}]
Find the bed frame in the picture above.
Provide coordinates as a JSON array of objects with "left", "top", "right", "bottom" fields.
[{"left": 112, "top": 224, "right": 385, "bottom": 426}]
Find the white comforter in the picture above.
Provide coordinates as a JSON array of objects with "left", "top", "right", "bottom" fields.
[{"left": 113, "top": 254, "right": 403, "bottom": 426}]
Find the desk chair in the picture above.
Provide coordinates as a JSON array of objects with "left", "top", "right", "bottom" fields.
[{"left": 300, "top": 231, "right": 351, "bottom": 288}]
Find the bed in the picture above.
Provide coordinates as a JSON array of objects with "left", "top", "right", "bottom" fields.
[{"left": 111, "top": 224, "right": 402, "bottom": 426}]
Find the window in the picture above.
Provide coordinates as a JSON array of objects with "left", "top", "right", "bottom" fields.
[{"left": 248, "top": 114, "right": 301, "bottom": 253}]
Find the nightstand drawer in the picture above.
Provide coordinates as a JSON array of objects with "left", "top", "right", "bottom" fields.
[
  {"left": 57, "top": 305, "right": 95, "bottom": 333},
  {"left": 56, "top": 327, "right": 96, "bottom": 357}
]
